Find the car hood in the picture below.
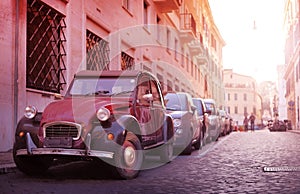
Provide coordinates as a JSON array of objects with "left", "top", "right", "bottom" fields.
[{"left": 41, "top": 97, "right": 131, "bottom": 126}]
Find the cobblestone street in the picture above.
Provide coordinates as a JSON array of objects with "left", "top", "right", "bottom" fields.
[{"left": 1, "top": 129, "right": 300, "bottom": 193}]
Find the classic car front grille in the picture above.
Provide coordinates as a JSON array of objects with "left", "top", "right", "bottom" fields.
[{"left": 43, "top": 122, "right": 82, "bottom": 140}]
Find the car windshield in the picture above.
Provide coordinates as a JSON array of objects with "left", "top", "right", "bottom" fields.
[
  {"left": 204, "top": 102, "right": 215, "bottom": 114},
  {"left": 165, "top": 93, "right": 188, "bottom": 111},
  {"left": 68, "top": 77, "right": 136, "bottom": 96},
  {"left": 193, "top": 99, "right": 204, "bottom": 115}
]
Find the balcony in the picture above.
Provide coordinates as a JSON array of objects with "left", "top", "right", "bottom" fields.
[
  {"left": 188, "top": 39, "right": 205, "bottom": 55},
  {"left": 153, "top": 0, "right": 181, "bottom": 13},
  {"left": 179, "top": 13, "right": 197, "bottom": 43}
]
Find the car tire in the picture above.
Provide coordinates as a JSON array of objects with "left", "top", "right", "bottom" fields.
[
  {"left": 13, "top": 144, "right": 51, "bottom": 175},
  {"left": 112, "top": 132, "right": 143, "bottom": 180},
  {"left": 182, "top": 130, "right": 192, "bottom": 155},
  {"left": 194, "top": 132, "right": 202, "bottom": 150}
]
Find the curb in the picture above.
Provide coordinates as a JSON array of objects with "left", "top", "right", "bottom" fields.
[
  {"left": 289, "top": 130, "right": 300, "bottom": 135},
  {"left": 0, "top": 164, "right": 17, "bottom": 174}
]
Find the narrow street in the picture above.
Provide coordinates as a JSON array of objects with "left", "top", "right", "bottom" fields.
[{"left": 1, "top": 129, "right": 300, "bottom": 193}]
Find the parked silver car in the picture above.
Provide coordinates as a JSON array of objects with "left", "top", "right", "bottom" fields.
[
  {"left": 165, "top": 92, "right": 203, "bottom": 155},
  {"left": 203, "top": 99, "right": 221, "bottom": 142}
]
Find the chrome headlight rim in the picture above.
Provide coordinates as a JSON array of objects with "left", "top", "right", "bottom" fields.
[
  {"left": 173, "top": 118, "right": 182, "bottom": 128},
  {"left": 24, "top": 105, "right": 37, "bottom": 119},
  {"left": 96, "top": 107, "right": 111, "bottom": 121}
]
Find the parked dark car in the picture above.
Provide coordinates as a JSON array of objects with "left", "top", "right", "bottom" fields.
[
  {"left": 202, "top": 99, "right": 221, "bottom": 142},
  {"left": 192, "top": 97, "right": 208, "bottom": 145},
  {"left": 269, "top": 119, "right": 287, "bottom": 132},
  {"left": 13, "top": 70, "right": 174, "bottom": 179},
  {"left": 164, "top": 92, "right": 202, "bottom": 155}
]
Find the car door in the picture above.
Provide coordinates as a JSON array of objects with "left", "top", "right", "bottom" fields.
[
  {"left": 149, "top": 78, "right": 165, "bottom": 143},
  {"left": 135, "top": 75, "right": 156, "bottom": 146}
]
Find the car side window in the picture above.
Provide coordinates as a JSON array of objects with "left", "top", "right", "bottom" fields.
[
  {"left": 137, "top": 76, "right": 151, "bottom": 105},
  {"left": 150, "top": 80, "right": 162, "bottom": 106}
]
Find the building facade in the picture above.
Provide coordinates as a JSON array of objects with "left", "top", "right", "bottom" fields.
[
  {"left": 283, "top": 0, "right": 300, "bottom": 130},
  {"left": 0, "top": 0, "right": 225, "bottom": 151},
  {"left": 223, "top": 69, "right": 262, "bottom": 126},
  {"left": 277, "top": 65, "right": 288, "bottom": 120}
]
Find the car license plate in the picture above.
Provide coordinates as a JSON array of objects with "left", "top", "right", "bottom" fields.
[{"left": 44, "top": 137, "right": 73, "bottom": 148}]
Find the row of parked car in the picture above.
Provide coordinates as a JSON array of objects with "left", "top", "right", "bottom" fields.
[{"left": 13, "top": 70, "right": 233, "bottom": 180}]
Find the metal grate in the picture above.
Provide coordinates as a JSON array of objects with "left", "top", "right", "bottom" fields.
[
  {"left": 86, "top": 30, "right": 110, "bottom": 71},
  {"left": 44, "top": 123, "right": 81, "bottom": 140},
  {"left": 27, "top": 0, "right": 67, "bottom": 93},
  {"left": 121, "top": 52, "right": 134, "bottom": 70}
]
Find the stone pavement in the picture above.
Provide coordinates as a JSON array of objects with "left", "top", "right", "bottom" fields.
[
  {"left": 1, "top": 128, "right": 300, "bottom": 175},
  {"left": 0, "top": 150, "right": 15, "bottom": 174}
]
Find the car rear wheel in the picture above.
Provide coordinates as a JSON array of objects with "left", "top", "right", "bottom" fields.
[
  {"left": 194, "top": 132, "right": 202, "bottom": 150},
  {"left": 113, "top": 132, "right": 143, "bottom": 179}
]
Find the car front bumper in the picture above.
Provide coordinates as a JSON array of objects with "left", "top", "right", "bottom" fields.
[{"left": 15, "top": 132, "right": 114, "bottom": 159}]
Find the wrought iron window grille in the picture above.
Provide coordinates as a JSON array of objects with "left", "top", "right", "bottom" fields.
[
  {"left": 27, "top": 0, "right": 66, "bottom": 93},
  {"left": 86, "top": 30, "right": 110, "bottom": 71},
  {"left": 121, "top": 52, "right": 134, "bottom": 70}
]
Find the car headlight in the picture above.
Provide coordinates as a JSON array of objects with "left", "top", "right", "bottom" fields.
[
  {"left": 24, "top": 106, "right": 37, "bottom": 119},
  {"left": 96, "top": 107, "right": 111, "bottom": 121},
  {"left": 173, "top": 118, "right": 182, "bottom": 128}
]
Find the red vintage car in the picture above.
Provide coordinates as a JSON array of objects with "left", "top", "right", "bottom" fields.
[{"left": 13, "top": 70, "right": 174, "bottom": 179}]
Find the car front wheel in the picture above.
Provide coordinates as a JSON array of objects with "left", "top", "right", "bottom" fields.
[
  {"left": 13, "top": 144, "right": 51, "bottom": 175},
  {"left": 113, "top": 132, "right": 143, "bottom": 179}
]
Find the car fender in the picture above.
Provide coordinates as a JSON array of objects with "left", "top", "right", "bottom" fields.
[
  {"left": 117, "top": 115, "right": 142, "bottom": 142},
  {"left": 14, "top": 114, "right": 42, "bottom": 149},
  {"left": 163, "top": 114, "right": 174, "bottom": 142}
]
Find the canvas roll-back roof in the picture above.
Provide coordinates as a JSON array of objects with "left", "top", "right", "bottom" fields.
[{"left": 74, "top": 70, "right": 141, "bottom": 78}]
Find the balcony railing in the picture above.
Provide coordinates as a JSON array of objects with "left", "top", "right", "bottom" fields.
[
  {"left": 153, "top": 0, "right": 181, "bottom": 13},
  {"left": 179, "top": 13, "right": 197, "bottom": 41}
]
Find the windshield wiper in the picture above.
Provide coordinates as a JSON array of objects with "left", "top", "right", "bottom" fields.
[
  {"left": 85, "top": 90, "right": 110, "bottom": 96},
  {"left": 111, "top": 91, "right": 133, "bottom": 96}
]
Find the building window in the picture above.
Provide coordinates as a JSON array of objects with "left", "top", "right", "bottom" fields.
[
  {"left": 27, "top": 0, "right": 67, "bottom": 93},
  {"left": 122, "top": 0, "right": 132, "bottom": 13},
  {"left": 175, "top": 38, "right": 179, "bottom": 60},
  {"left": 157, "top": 73, "right": 164, "bottom": 91},
  {"left": 121, "top": 52, "right": 134, "bottom": 70},
  {"left": 167, "top": 29, "right": 171, "bottom": 52},
  {"left": 234, "top": 93, "right": 238, "bottom": 101},
  {"left": 253, "top": 107, "right": 256, "bottom": 115},
  {"left": 186, "top": 54, "right": 189, "bottom": 72},
  {"left": 244, "top": 107, "right": 247, "bottom": 115},
  {"left": 86, "top": 30, "right": 110, "bottom": 71},
  {"left": 228, "top": 93, "right": 231, "bottom": 101},
  {"left": 227, "top": 106, "right": 231, "bottom": 114},
  {"left": 167, "top": 80, "right": 173, "bottom": 91},
  {"left": 244, "top": 93, "right": 247, "bottom": 101},
  {"left": 234, "top": 106, "right": 238, "bottom": 114},
  {"left": 156, "top": 16, "right": 161, "bottom": 42},
  {"left": 143, "top": 1, "right": 149, "bottom": 29}
]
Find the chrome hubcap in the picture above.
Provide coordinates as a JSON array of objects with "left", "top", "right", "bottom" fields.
[{"left": 124, "top": 146, "right": 136, "bottom": 167}]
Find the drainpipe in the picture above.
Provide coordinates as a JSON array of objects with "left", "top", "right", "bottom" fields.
[{"left": 14, "top": 0, "right": 19, "bottom": 130}]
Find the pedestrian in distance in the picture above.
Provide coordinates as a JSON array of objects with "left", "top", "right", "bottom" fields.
[
  {"left": 243, "top": 115, "right": 249, "bottom": 132},
  {"left": 249, "top": 113, "right": 256, "bottom": 132}
]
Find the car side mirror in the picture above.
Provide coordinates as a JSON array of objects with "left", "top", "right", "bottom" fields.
[{"left": 142, "top": 93, "right": 153, "bottom": 102}]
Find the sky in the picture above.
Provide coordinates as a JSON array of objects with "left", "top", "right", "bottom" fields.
[{"left": 208, "top": 0, "right": 285, "bottom": 83}]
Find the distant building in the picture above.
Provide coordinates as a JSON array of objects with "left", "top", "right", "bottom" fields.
[
  {"left": 277, "top": 65, "right": 288, "bottom": 120},
  {"left": 283, "top": 0, "right": 300, "bottom": 130},
  {"left": 223, "top": 69, "right": 262, "bottom": 126}
]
